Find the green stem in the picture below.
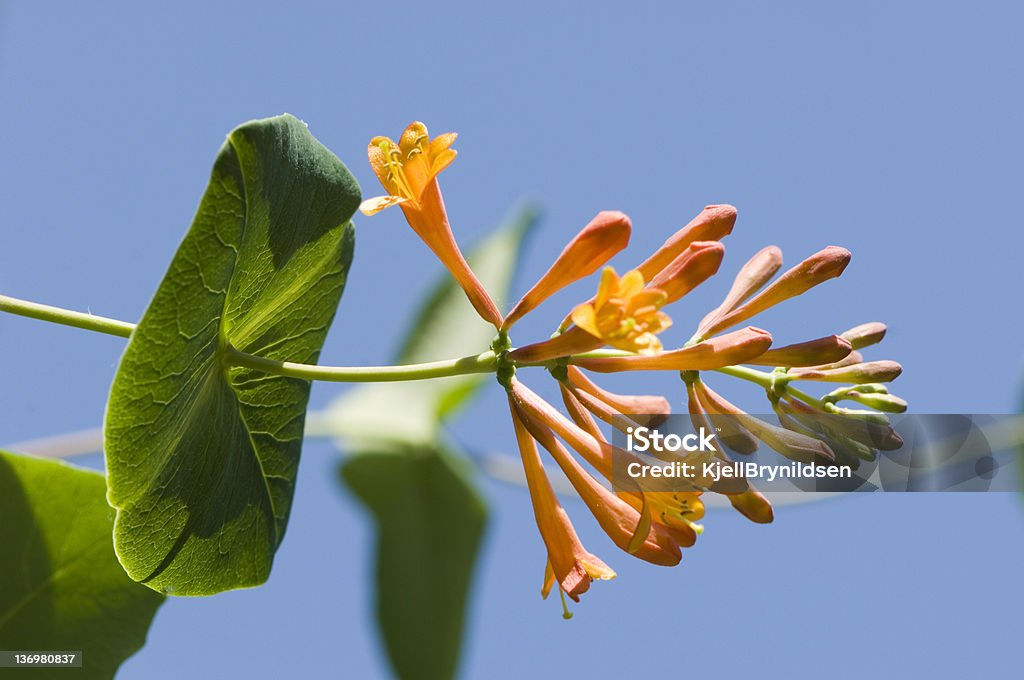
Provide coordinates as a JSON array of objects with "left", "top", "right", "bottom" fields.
[
  {"left": 0, "top": 293, "right": 500, "bottom": 382},
  {"left": 226, "top": 345, "right": 498, "bottom": 383},
  {"left": 713, "top": 364, "right": 824, "bottom": 408},
  {"left": 0, "top": 294, "right": 135, "bottom": 338}
]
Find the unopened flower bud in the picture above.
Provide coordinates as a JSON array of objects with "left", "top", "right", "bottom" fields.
[
  {"left": 747, "top": 335, "right": 853, "bottom": 368},
  {"left": 573, "top": 327, "right": 772, "bottom": 373},
  {"left": 693, "top": 381, "right": 835, "bottom": 463},
  {"left": 646, "top": 241, "right": 725, "bottom": 304},
  {"left": 844, "top": 390, "right": 908, "bottom": 413},
  {"left": 698, "top": 246, "right": 851, "bottom": 339},
  {"left": 503, "top": 211, "right": 631, "bottom": 330},
  {"left": 840, "top": 322, "right": 887, "bottom": 350},
  {"left": 788, "top": 360, "right": 903, "bottom": 383},
  {"left": 636, "top": 204, "right": 737, "bottom": 281},
  {"left": 727, "top": 490, "right": 774, "bottom": 524},
  {"left": 697, "top": 245, "right": 783, "bottom": 337}
]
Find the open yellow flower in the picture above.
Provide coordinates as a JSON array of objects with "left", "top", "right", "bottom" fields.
[
  {"left": 359, "top": 122, "right": 502, "bottom": 327},
  {"left": 570, "top": 267, "right": 672, "bottom": 355},
  {"left": 360, "top": 122, "right": 458, "bottom": 215}
]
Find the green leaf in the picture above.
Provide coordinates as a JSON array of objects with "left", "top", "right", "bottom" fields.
[
  {"left": 104, "top": 114, "right": 360, "bottom": 595},
  {"left": 341, "top": 444, "right": 487, "bottom": 680},
  {"left": 325, "top": 204, "right": 537, "bottom": 448},
  {"left": 0, "top": 451, "right": 164, "bottom": 679}
]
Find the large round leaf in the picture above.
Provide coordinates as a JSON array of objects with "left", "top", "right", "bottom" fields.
[{"left": 104, "top": 114, "right": 360, "bottom": 595}]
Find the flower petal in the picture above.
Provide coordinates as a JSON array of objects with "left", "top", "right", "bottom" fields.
[
  {"left": 398, "top": 121, "right": 429, "bottom": 156},
  {"left": 429, "top": 132, "right": 458, "bottom": 155},
  {"left": 569, "top": 303, "right": 600, "bottom": 338},
  {"left": 687, "top": 380, "right": 759, "bottom": 456},
  {"left": 359, "top": 194, "right": 408, "bottom": 216},
  {"left": 559, "top": 384, "right": 606, "bottom": 441}
]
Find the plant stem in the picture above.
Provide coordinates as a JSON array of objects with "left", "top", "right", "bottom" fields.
[
  {"left": 0, "top": 294, "right": 135, "bottom": 338},
  {"left": 226, "top": 345, "right": 498, "bottom": 382},
  {"left": 714, "top": 364, "right": 823, "bottom": 407},
  {"left": 0, "top": 293, "right": 501, "bottom": 382}
]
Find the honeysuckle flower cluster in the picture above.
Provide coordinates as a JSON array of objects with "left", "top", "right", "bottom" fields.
[{"left": 360, "top": 122, "right": 906, "bottom": 614}]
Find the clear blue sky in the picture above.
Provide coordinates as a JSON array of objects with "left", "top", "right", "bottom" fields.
[{"left": 1, "top": 1, "right": 1021, "bottom": 678}]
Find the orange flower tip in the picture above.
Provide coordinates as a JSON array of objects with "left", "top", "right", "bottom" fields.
[
  {"left": 696, "top": 204, "right": 739, "bottom": 237},
  {"left": 705, "top": 203, "right": 738, "bottom": 220},
  {"left": 840, "top": 322, "right": 888, "bottom": 350},
  {"left": 728, "top": 491, "right": 774, "bottom": 524},
  {"left": 746, "top": 326, "right": 774, "bottom": 344},
  {"left": 763, "top": 245, "right": 784, "bottom": 263},
  {"left": 814, "top": 246, "right": 853, "bottom": 278},
  {"left": 593, "top": 209, "right": 632, "bottom": 231},
  {"left": 649, "top": 241, "right": 725, "bottom": 304}
]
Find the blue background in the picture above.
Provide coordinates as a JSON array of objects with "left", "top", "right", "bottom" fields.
[{"left": 1, "top": 1, "right": 1021, "bottom": 678}]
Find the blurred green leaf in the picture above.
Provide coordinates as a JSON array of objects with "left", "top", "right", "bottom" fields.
[
  {"left": 104, "top": 114, "right": 360, "bottom": 595},
  {"left": 325, "top": 204, "right": 537, "bottom": 448},
  {"left": 341, "top": 444, "right": 487, "bottom": 680},
  {"left": 331, "top": 205, "right": 536, "bottom": 680},
  {"left": 0, "top": 451, "right": 164, "bottom": 679}
]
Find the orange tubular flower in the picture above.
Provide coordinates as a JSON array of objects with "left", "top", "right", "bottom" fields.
[
  {"left": 746, "top": 335, "right": 853, "bottom": 367},
  {"left": 697, "top": 246, "right": 782, "bottom": 335},
  {"left": 635, "top": 204, "right": 738, "bottom": 281},
  {"left": 502, "top": 211, "right": 632, "bottom": 331},
  {"left": 360, "top": 122, "right": 502, "bottom": 327},
  {"left": 646, "top": 241, "right": 725, "bottom": 304},
  {"left": 513, "top": 380, "right": 703, "bottom": 551},
  {"left": 511, "top": 395, "right": 683, "bottom": 566},
  {"left": 565, "top": 366, "right": 670, "bottom": 423},
  {"left": 509, "top": 395, "right": 615, "bottom": 602},
  {"left": 572, "top": 326, "right": 773, "bottom": 373}
]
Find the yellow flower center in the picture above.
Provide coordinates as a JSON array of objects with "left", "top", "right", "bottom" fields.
[
  {"left": 377, "top": 139, "right": 418, "bottom": 200},
  {"left": 570, "top": 267, "right": 673, "bottom": 354}
]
